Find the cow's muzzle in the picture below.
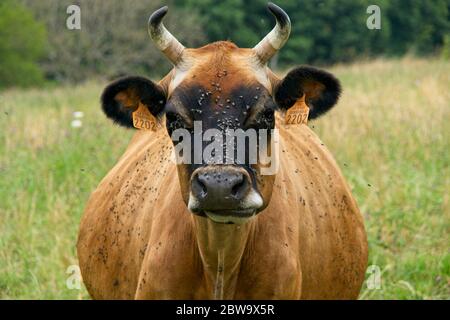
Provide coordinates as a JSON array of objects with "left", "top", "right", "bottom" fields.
[{"left": 188, "top": 166, "right": 263, "bottom": 224}]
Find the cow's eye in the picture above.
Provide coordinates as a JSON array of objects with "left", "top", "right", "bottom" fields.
[
  {"left": 253, "top": 108, "right": 275, "bottom": 129},
  {"left": 166, "top": 112, "right": 190, "bottom": 133},
  {"left": 262, "top": 109, "right": 274, "bottom": 122},
  {"left": 261, "top": 109, "right": 275, "bottom": 129}
]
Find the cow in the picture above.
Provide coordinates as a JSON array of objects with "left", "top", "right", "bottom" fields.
[{"left": 77, "top": 3, "right": 368, "bottom": 299}]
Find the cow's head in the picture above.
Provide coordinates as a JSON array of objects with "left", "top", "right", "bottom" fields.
[{"left": 101, "top": 3, "right": 341, "bottom": 224}]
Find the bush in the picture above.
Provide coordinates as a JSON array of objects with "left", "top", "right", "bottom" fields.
[{"left": 0, "top": 0, "right": 47, "bottom": 88}]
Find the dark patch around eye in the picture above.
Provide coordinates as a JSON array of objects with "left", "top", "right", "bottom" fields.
[
  {"left": 166, "top": 111, "right": 192, "bottom": 135},
  {"left": 246, "top": 107, "right": 275, "bottom": 130},
  {"left": 166, "top": 83, "right": 277, "bottom": 134}
]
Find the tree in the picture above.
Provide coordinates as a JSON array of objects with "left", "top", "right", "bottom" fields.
[
  {"left": 175, "top": 0, "right": 267, "bottom": 47},
  {"left": 0, "top": 0, "right": 47, "bottom": 88},
  {"left": 16, "top": 0, "right": 449, "bottom": 84},
  {"left": 274, "top": 0, "right": 391, "bottom": 66},
  {"left": 22, "top": 0, "right": 207, "bottom": 82},
  {"left": 175, "top": 0, "right": 448, "bottom": 67},
  {"left": 387, "top": 0, "right": 449, "bottom": 55}
]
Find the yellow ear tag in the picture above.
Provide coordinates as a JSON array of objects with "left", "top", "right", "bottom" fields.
[
  {"left": 132, "top": 102, "right": 159, "bottom": 131},
  {"left": 285, "top": 94, "right": 309, "bottom": 126}
]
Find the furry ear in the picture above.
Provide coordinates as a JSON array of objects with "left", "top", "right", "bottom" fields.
[
  {"left": 101, "top": 76, "right": 166, "bottom": 128},
  {"left": 274, "top": 66, "right": 341, "bottom": 119}
]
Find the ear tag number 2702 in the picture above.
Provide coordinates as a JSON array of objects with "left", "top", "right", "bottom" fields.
[
  {"left": 132, "top": 102, "right": 159, "bottom": 131},
  {"left": 285, "top": 94, "right": 309, "bottom": 126}
]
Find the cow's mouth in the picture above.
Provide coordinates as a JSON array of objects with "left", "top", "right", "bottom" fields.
[
  {"left": 188, "top": 187, "right": 263, "bottom": 224},
  {"left": 204, "top": 209, "right": 256, "bottom": 224}
]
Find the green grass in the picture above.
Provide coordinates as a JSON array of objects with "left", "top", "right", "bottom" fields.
[{"left": 0, "top": 58, "right": 449, "bottom": 299}]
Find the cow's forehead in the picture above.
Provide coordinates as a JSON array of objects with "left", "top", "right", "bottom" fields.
[{"left": 167, "top": 42, "right": 273, "bottom": 96}]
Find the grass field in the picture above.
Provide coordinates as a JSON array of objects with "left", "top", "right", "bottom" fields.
[{"left": 0, "top": 58, "right": 448, "bottom": 299}]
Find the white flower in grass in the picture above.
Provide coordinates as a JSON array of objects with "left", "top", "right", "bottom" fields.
[
  {"left": 71, "top": 119, "right": 83, "bottom": 128},
  {"left": 73, "top": 111, "right": 84, "bottom": 118}
]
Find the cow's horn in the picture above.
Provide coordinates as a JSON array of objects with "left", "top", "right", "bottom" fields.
[
  {"left": 253, "top": 2, "right": 291, "bottom": 64},
  {"left": 148, "top": 6, "right": 185, "bottom": 66}
]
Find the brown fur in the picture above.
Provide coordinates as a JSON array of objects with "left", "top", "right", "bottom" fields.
[
  {"left": 77, "top": 118, "right": 368, "bottom": 299},
  {"left": 77, "top": 41, "right": 368, "bottom": 299}
]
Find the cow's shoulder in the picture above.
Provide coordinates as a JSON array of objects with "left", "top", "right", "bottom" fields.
[{"left": 77, "top": 128, "right": 179, "bottom": 298}]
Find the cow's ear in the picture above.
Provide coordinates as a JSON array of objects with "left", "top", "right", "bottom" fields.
[
  {"left": 101, "top": 76, "right": 166, "bottom": 128},
  {"left": 274, "top": 66, "right": 341, "bottom": 119}
]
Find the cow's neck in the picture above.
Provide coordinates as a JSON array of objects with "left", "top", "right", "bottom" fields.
[{"left": 192, "top": 216, "right": 256, "bottom": 299}]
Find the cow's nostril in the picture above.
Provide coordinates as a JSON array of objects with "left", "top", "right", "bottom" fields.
[
  {"left": 198, "top": 179, "right": 207, "bottom": 198},
  {"left": 231, "top": 177, "right": 246, "bottom": 198},
  {"left": 191, "top": 168, "right": 252, "bottom": 209},
  {"left": 192, "top": 174, "right": 208, "bottom": 199}
]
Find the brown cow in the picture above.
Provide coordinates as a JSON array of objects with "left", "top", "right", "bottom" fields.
[{"left": 77, "top": 3, "right": 368, "bottom": 299}]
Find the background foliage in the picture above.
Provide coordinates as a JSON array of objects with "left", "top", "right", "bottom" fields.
[
  {"left": 0, "top": 0, "right": 47, "bottom": 88},
  {"left": 0, "top": 0, "right": 448, "bottom": 87},
  {"left": 20, "top": 0, "right": 205, "bottom": 83}
]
